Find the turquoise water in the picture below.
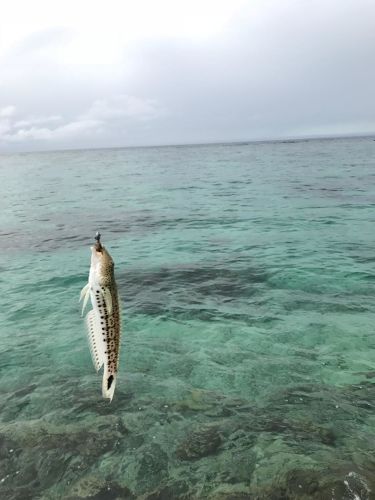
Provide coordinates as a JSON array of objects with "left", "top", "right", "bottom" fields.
[{"left": 1, "top": 137, "right": 375, "bottom": 499}]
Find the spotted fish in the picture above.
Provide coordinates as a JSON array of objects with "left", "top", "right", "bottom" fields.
[{"left": 80, "top": 232, "right": 121, "bottom": 401}]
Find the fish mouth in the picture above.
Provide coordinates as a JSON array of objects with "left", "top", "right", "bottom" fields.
[{"left": 94, "top": 231, "right": 103, "bottom": 253}]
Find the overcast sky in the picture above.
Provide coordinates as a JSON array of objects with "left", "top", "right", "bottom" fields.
[{"left": 0, "top": 0, "right": 374, "bottom": 152}]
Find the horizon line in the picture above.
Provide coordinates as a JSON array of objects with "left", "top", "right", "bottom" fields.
[{"left": 1, "top": 131, "right": 374, "bottom": 156}]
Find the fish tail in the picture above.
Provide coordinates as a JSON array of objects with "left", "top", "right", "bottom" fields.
[{"left": 102, "top": 367, "right": 116, "bottom": 402}]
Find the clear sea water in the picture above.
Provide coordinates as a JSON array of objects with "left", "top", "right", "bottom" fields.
[{"left": 1, "top": 137, "right": 375, "bottom": 499}]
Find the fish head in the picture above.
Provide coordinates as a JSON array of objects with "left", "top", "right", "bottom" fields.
[{"left": 90, "top": 244, "right": 114, "bottom": 287}]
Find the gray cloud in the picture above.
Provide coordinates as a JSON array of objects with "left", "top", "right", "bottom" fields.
[
  {"left": 0, "top": 95, "right": 163, "bottom": 146},
  {"left": 82, "top": 95, "right": 164, "bottom": 122},
  {"left": 0, "top": 0, "right": 374, "bottom": 152},
  {"left": 0, "top": 105, "right": 16, "bottom": 118},
  {"left": 14, "top": 115, "right": 62, "bottom": 128}
]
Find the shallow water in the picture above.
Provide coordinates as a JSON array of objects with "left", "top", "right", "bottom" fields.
[{"left": 1, "top": 137, "right": 375, "bottom": 499}]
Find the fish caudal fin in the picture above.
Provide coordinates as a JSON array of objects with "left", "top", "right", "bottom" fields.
[
  {"left": 102, "top": 367, "right": 116, "bottom": 402},
  {"left": 85, "top": 310, "right": 105, "bottom": 372}
]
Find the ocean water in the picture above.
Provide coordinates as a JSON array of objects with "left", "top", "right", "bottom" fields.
[{"left": 0, "top": 137, "right": 375, "bottom": 499}]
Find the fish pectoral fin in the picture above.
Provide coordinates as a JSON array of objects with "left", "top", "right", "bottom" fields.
[
  {"left": 101, "top": 287, "right": 113, "bottom": 315},
  {"left": 79, "top": 283, "right": 90, "bottom": 316},
  {"left": 79, "top": 283, "right": 89, "bottom": 301},
  {"left": 85, "top": 310, "right": 105, "bottom": 372}
]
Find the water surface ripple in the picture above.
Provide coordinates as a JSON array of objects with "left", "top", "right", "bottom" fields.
[{"left": 1, "top": 138, "right": 375, "bottom": 499}]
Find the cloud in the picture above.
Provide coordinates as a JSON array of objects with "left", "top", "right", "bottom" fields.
[
  {"left": 296, "top": 120, "right": 375, "bottom": 138},
  {"left": 0, "top": 95, "right": 163, "bottom": 147},
  {"left": 3, "top": 119, "right": 102, "bottom": 142},
  {"left": 0, "top": 105, "right": 16, "bottom": 118},
  {"left": 0, "top": 119, "right": 12, "bottom": 136},
  {"left": 6, "top": 27, "right": 72, "bottom": 60},
  {"left": 13, "top": 115, "right": 62, "bottom": 128},
  {"left": 0, "top": 0, "right": 374, "bottom": 151},
  {"left": 83, "top": 95, "right": 163, "bottom": 122}
]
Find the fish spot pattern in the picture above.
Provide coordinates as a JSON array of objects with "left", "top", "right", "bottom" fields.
[{"left": 93, "top": 285, "right": 121, "bottom": 377}]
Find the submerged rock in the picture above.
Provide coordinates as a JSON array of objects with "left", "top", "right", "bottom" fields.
[
  {"left": 68, "top": 483, "right": 135, "bottom": 500},
  {"left": 143, "top": 481, "right": 190, "bottom": 500},
  {"left": 68, "top": 474, "right": 135, "bottom": 499},
  {"left": 176, "top": 425, "right": 222, "bottom": 460},
  {"left": 86, "top": 483, "right": 135, "bottom": 500},
  {"left": 69, "top": 475, "right": 105, "bottom": 498},
  {"left": 0, "top": 416, "right": 129, "bottom": 499},
  {"left": 207, "top": 483, "right": 253, "bottom": 499},
  {"left": 137, "top": 443, "right": 169, "bottom": 490},
  {"left": 285, "top": 469, "right": 320, "bottom": 496},
  {"left": 173, "top": 389, "right": 216, "bottom": 412}
]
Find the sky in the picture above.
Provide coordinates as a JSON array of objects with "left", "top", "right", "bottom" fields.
[{"left": 0, "top": 0, "right": 374, "bottom": 152}]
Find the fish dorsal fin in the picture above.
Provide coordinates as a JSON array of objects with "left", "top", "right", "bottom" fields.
[{"left": 85, "top": 310, "right": 105, "bottom": 372}]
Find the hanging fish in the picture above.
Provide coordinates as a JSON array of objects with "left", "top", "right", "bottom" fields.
[{"left": 80, "top": 232, "right": 121, "bottom": 401}]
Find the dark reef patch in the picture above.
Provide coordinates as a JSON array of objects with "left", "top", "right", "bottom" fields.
[
  {"left": 117, "top": 263, "right": 270, "bottom": 320},
  {"left": 176, "top": 425, "right": 222, "bottom": 460}
]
